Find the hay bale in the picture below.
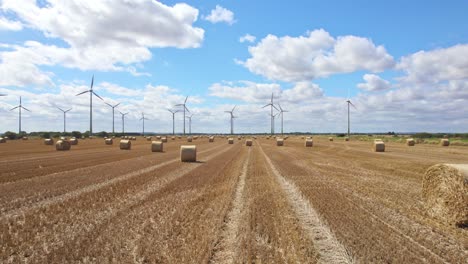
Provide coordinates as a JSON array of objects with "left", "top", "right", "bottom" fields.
[
  {"left": 228, "top": 138, "right": 234, "bottom": 144},
  {"left": 187, "top": 136, "right": 193, "bottom": 142},
  {"left": 105, "top": 138, "right": 113, "bottom": 145},
  {"left": 0, "top": 137, "right": 6, "bottom": 143},
  {"left": 161, "top": 137, "right": 168, "bottom": 143},
  {"left": 440, "top": 138, "right": 450, "bottom": 147},
  {"left": 422, "top": 164, "right": 468, "bottom": 226},
  {"left": 406, "top": 138, "right": 415, "bottom": 146},
  {"left": 276, "top": 138, "right": 284, "bottom": 146},
  {"left": 373, "top": 140, "right": 385, "bottom": 152},
  {"left": 209, "top": 136, "right": 214, "bottom": 142},
  {"left": 146, "top": 136, "right": 152, "bottom": 141},
  {"left": 178, "top": 136, "right": 182, "bottom": 139},
  {"left": 131, "top": 136, "right": 137, "bottom": 141},
  {"left": 156, "top": 136, "right": 161, "bottom": 140},
  {"left": 55, "top": 140, "right": 71, "bottom": 151},
  {"left": 171, "top": 136, "right": 175, "bottom": 140},
  {"left": 44, "top": 138, "right": 54, "bottom": 145},
  {"left": 180, "top": 145, "right": 196, "bottom": 162},
  {"left": 245, "top": 139, "right": 253, "bottom": 146},
  {"left": 120, "top": 140, "right": 131, "bottom": 150},
  {"left": 305, "top": 139, "right": 313, "bottom": 147},
  {"left": 345, "top": 137, "right": 349, "bottom": 141},
  {"left": 69, "top": 138, "right": 78, "bottom": 145},
  {"left": 329, "top": 137, "right": 333, "bottom": 142},
  {"left": 151, "top": 141, "right": 163, "bottom": 152}
]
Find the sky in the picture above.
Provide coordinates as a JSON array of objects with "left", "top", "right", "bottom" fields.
[{"left": 0, "top": 0, "right": 467, "bottom": 134}]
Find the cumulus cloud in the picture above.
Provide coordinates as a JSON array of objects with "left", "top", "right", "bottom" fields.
[
  {"left": 240, "top": 34, "right": 256, "bottom": 43},
  {"left": 0, "top": 16, "right": 22, "bottom": 31},
  {"left": 242, "top": 29, "right": 394, "bottom": 82},
  {"left": 204, "top": 5, "right": 235, "bottom": 25},
  {"left": 357, "top": 74, "right": 391, "bottom": 91}
]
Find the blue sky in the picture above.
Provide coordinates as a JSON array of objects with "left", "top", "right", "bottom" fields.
[{"left": 0, "top": 0, "right": 467, "bottom": 134}]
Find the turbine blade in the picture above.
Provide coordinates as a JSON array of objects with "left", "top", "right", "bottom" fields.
[
  {"left": 175, "top": 104, "right": 183, "bottom": 106},
  {"left": 349, "top": 101, "right": 357, "bottom": 109},
  {"left": 232, "top": 105, "right": 236, "bottom": 112},
  {"left": 105, "top": 102, "right": 113, "bottom": 107},
  {"left": 76, "top": 90, "right": 89, "bottom": 96},
  {"left": 66, "top": 108, "right": 72, "bottom": 112},
  {"left": 278, "top": 103, "right": 283, "bottom": 111},
  {"left": 272, "top": 104, "right": 279, "bottom": 111},
  {"left": 185, "top": 106, "right": 190, "bottom": 113},
  {"left": 57, "top": 107, "right": 64, "bottom": 112},
  {"left": 91, "top": 75, "right": 94, "bottom": 89},
  {"left": 262, "top": 104, "right": 270, "bottom": 108},
  {"left": 10, "top": 106, "right": 19, "bottom": 111},
  {"left": 0, "top": 94, "right": 6, "bottom": 96},
  {"left": 93, "top": 91, "right": 104, "bottom": 100},
  {"left": 184, "top": 96, "right": 188, "bottom": 104},
  {"left": 22, "top": 106, "right": 31, "bottom": 112},
  {"left": 114, "top": 103, "right": 121, "bottom": 108}
]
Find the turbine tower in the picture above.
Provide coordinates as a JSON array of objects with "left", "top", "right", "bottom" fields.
[
  {"left": 105, "top": 102, "right": 120, "bottom": 134},
  {"left": 76, "top": 75, "right": 103, "bottom": 136},
  {"left": 140, "top": 112, "right": 149, "bottom": 136},
  {"left": 167, "top": 109, "right": 180, "bottom": 135},
  {"left": 186, "top": 114, "right": 193, "bottom": 135},
  {"left": 346, "top": 99, "right": 356, "bottom": 139},
  {"left": 10, "top": 96, "right": 31, "bottom": 134},
  {"left": 175, "top": 96, "right": 189, "bottom": 135},
  {"left": 272, "top": 112, "right": 279, "bottom": 134},
  {"left": 277, "top": 103, "right": 288, "bottom": 135},
  {"left": 262, "top": 93, "right": 278, "bottom": 135},
  {"left": 224, "top": 105, "right": 237, "bottom": 135},
  {"left": 57, "top": 107, "right": 72, "bottom": 133},
  {"left": 119, "top": 111, "right": 129, "bottom": 135}
]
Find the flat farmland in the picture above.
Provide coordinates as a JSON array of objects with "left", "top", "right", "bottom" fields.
[{"left": 1, "top": 137, "right": 467, "bottom": 263}]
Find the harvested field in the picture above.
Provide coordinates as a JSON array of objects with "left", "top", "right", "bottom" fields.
[{"left": 0, "top": 136, "right": 467, "bottom": 263}]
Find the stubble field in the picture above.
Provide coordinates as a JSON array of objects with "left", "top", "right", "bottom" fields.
[{"left": 1, "top": 136, "right": 467, "bottom": 263}]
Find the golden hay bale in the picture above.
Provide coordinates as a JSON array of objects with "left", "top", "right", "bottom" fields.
[
  {"left": 69, "top": 138, "right": 78, "bottom": 145},
  {"left": 440, "top": 138, "right": 450, "bottom": 146},
  {"left": 237, "top": 137, "right": 241, "bottom": 140},
  {"left": 105, "top": 138, "right": 113, "bottom": 145},
  {"left": 406, "top": 138, "right": 415, "bottom": 146},
  {"left": 22, "top": 137, "right": 29, "bottom": 140},
  {"left": 151, "top": 141, "right": 163, "bottom": 152},
  {"left": 171, "top": 136, "right": 175, "bottom": 140},
  {"left": 329, "top": 137, "right": 333, "bottom": 142},
  {"left": 209, "top": 136, "right": 214, "bottom": 142},
  {"left": 55, "top": 140, "right": 71, "bottom": 151},
  {"left": 0, "top": 137, "right": 6, "bottom": 143},
  {"left": 180, "top": 145, "right": 196, "bottom": 162},
  {"left": 373, "top": 140, "right": 385, "bottom": 152},
  {"left": 44, "top": 138, "right": 54, "bottom": 145},
  {"left": 345, "top": 137, "right": 349, "bottom": 141},
  {"left": 132, "top": 136, "right": 137, "bottom": 141},
  {"left": 422, "top": 164, "right": 468, "bottom": 226},
  {"left": 276, "top": 138, "right": 284, "bottom": 146},
  {"left": 194, "top": 136, "right": 199, "bottom": 140},
  {"left": 301, "top": 136, "right": 304, "bottom": 139},
  {"left": 305, "top": 139, "right": 313, "bottom": 147},
  {"left": 228, "top": 138, "right": 234, "bottom": 144},
  {"left": 146, "top": 136, "right": 152, "bottom": 141},
  {"left": 245, "top": 139, "right": 253, "bottom": 146},
  {"left": 120, "top": 140, "right": 131, "bottom": 150},
  {"left": 284, "top": 136, "right": 289, "bottom": 140},
  {"left": 187, "top": 136, "right": 193, "bottom": 142},
  {"left": 178, "top": 136, "right": 182, "bottom": 139},
  {"left": 156, "top": 136, "right": 161, "bottom": 140},
  {"left": 161, "top": 137, "right": 168, "bottom": 143}
]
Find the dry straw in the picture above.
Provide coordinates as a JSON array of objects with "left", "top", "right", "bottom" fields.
[
  {"left": 161, "top": 137, "right": 168, "bottom": 143},
  {"left": 44, "top": 138, "right": 54, "bottom": 145},
  {"left": 277, "top": 138, "right": 284, "bottom": 146},
  {"left": 345, "top": 137, "right": 349, "bottom": 141},
  {"left": 406, "top": 138, "right": 415, "bottom": 146},
  {"left": 373, "top": 140, "right": 385, "bottom": 152},
  {"left": 69, "top": 138, "right": 78, "bottom": 145},
  {"left": 329, "top": 137, "right": 333, "bottom": 141},
  {"left": 245, "top": 139, "right": 253, "bottom": 146},
  {"left": 305, "top": 138, "right": 313, "bottom": 147},
  {"left": 228, "top": 138, "right": 234, "bottom": 144},
  {"left": 151, "top": 141, "right": 163, "bottom": 152},
  {"left": 440, "top": 138, "right": 450, "bottom": 146},
  {"left": 55, "top": 140, "right": 71, "bottom": 151},
  {"left": 146, "top": 136, "right": 152, "bottom": 141},
  {"left": 209, "top": 136, "right": 214, "bottom": 142},
  {"left": 0, "top": 137, "right": 6, "bottom": 143},
  {"left": 187, "top": 136, "right": 193, "bottom": 142},
  {"left": 423, "top": 164, "right": 468, "bottom": 226},
  {"left": 120, "top": 139, "right": 131, "bottom": 150},
  {"left": 105, "top": 138, "right": 113, "bottom": 145},
  {"left": 180, "top": 145, "right": 196, "bottom": 162}
]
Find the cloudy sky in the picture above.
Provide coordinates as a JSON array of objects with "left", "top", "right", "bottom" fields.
[{"left": 0, "top": 0, "right": 467, "bottom": 134}]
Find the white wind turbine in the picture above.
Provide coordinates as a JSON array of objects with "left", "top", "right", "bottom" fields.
[
  {"left": 224, "top": 105, "right": 237, "bottom": 135},
  {"left": 175, "top": 96, "right": 190, "bottom": 135},
  {"left": 262, "top": 93, "right": 279, "bottom": 135},
  {"left": 105, "top": 102, "right": 120, "bottom": 134},
  {"left": 75, "top": 75, "right": 104, "bottom": 135},
  {"left": 57, "top": 107, "right": 72, "bottom": 133},
  {"left": 10, "top": 96, "right": 31, "bottom": 135}
]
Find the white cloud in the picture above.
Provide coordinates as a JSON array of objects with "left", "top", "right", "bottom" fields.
[
  {"left": 397, "top": 44, "right": 468, "bottom": 84},
  {"left": 240, "top": 34, "right": 256, "bottom": 43},
  {"left": 242, "top": 29, "right": 394, "bottom": 82},
  {"left": 204, "top": 5, "right": 235, "bottom": 25},
  {"left": 357, "top": 74, "right": 391, "bottom": 92},
  {"left": 0, "top": 16, "right": 22, "bottom": 31}
]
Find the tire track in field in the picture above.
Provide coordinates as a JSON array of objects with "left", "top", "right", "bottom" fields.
[
  {"left": 0, "top": 143, "right": 227, "bottom": 220},
  {"left": 209, "top": 147, "right": 251, "bottom": 264},
  {"left": 258, "top": 143, "right": 353, "bottom": 264}
]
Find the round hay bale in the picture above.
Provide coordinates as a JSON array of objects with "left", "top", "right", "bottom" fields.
[
  {"left": 440, "top": 138, "right": 450, "bottom": 147},
  {"left": 69, "top": 138, "right": 78, "bottom": 145},
  {"left": 55, "top": 140, "right": 71, "bottom": 151},
  {"left": 151, "top": 141, "right": 163, "bottom": 152},
  {"left": 22, "top": 137, "right": 29, "bottom": 140},
  {"left": 0, "top": 137, "right": 6, "bottom": 143},
  {"left": 131, "top": 136, "right": 137, "bottom": 141},
  {"left": 209, "top": 136, "right": 214, "bottom": 142},
  {"left": 245, "top": 139, "right": 253, "bottom": 146},
  {"left": 228, "top": 138, "right": 234, "bottom": 144},
  {"left": 105, "top": 138, "right": 113, "bottom": 145},
  {"left": 187, "top": 136, "right": 193, "bottom": 142},
  {"left": 345, "top": 137, "right": 349, "bottom": 141},
  {"left": 146, "top": 136, "right": 152, "bottom": 141},
  {"left": 422, "top": 164, "right": 468, "bottom": 226},
  {"left": 171, "top": 136, "right": 175, "bottom": 140},
  {"left": 161, "top": 137, "right": 168, "bottom": 143},
  {"left": 373, "top": 140, "right": 385, "bottom": 152},
  {"left": 406, "top": 138, "right": 415, "bottom": 146},
  {"left": 44, "top": 138, "right": 54, "bottom": 145},
  {"left": 305, "top": 139, "right": 313, "bottom": 147},
  {"left": 329, "top": 137, "right": 333, "bottom": 142},
  {"left": 276, "top": 138, "right": 284, "bottom": 146},
  {"left": 180, "top": 145, "right": 196, "bottom": 162},
  {"left": 156, "top": 136, "right": 161, "bottom": 140},
  {"left": 120, "top": 139, "right": 131, "bottom": 150},
  {"left": 178, "top": 136, "right": 182, "bottom": 139}
]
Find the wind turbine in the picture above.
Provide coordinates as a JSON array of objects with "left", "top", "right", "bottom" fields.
[
  {"left": 0, "top": 94, "right": 6, "bottom": 97},
  {"left": 10, "top": 96, "right": 31, "bottom": 135},
  {"left": 175, "top": 96, "right": 189, "bottom": 135},
  {"left": 224, "top": 105, "right": 237, "bottom": 135},
  {"left": 262, "top": 93, "right": 278, "bottom": 135},
  {"left": 57, "top": 107, "right": 72, "bottom": 133},
  {"left": 140, "top": 112, "right": 149, "bottom": 136},
  {"left": 76, "top": 75, "right": 103, "bottom": 136},
  {"left": 346, "top": 99, "right": 356, "bottom": 138},
  {"left": 186, "top": 114, "right": 193, "bottom": 135},
  {"left": 167, "top": 109, "right": 180, "bottom": 135},
  {"left": 119, "top": 111, "right": 129, "bottom": 135},
  {"left": 277, "top": 103, "right": 288, "bottom": 135},
  {"left": 105, "top": 102, "right": 120, "bottom": 134}
]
